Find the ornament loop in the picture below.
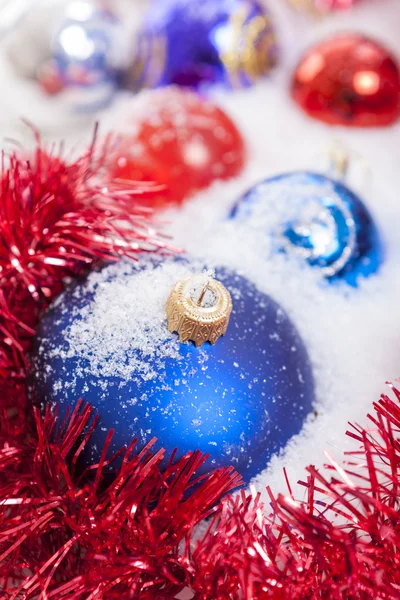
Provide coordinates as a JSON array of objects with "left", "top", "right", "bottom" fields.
[
  {"left": 329, "top": 141, "right": 350, "bottom": 180},
  {"left": 166, "top": 273, "right": 232, "bottom": 347}
]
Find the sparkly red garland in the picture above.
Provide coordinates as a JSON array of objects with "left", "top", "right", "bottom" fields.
[{"left": 0, "top": 138, "right": 399, "bottom": 599}]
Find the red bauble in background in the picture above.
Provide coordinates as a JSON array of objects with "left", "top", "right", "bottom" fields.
[
  {"left": 292, "top": 34, "right": 400, "bottom": 127},
  {"left": 111, "top": 87, "right": 246, "bottom": 207},
  {"left": 288, "top": 0, "right": 357, "bottom": 13}
]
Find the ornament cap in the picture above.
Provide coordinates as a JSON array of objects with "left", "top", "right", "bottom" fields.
[{"left": 166, "top": 272, "right": 232, "bottom": 348}]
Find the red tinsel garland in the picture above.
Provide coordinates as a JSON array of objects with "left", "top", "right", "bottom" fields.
[{"left": 0, "top": 137, "right": 399, "bottom": 599}]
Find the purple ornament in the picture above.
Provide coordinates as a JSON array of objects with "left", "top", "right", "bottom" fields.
[{"left": 133, "top": 0, "right": 278, "bottom": 89}]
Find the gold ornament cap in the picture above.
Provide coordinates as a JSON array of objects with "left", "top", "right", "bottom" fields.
[{"left": 166, "top": 272, "right": 232, "bottom": 348}]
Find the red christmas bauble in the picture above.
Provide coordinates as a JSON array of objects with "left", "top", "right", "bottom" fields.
[
  {"left": 111, "top": 88, "right": 246, "bottom": 207},
  {"left": 292, "top": 34, "right": 400, "bottom": 127},
  {"left": 288, "top": 0, "right": 357, "bottom": 14}
]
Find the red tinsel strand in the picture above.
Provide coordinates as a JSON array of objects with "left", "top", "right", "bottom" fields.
[
  {"left": 0, "top": 135, "right": 169, "bottom": 306},
  {"left": 2, "top": 388, "right": 400, "bottom": 598},
  {"left": 186, "top": 385, "right": 400, "bottom": 600},
  {"left": 0, "top": 402, "right": 242, "bottom": 599}
]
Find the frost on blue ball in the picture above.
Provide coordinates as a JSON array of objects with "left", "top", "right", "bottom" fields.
[
  {"left": 31, "top": 258, "right": 315, "bottom": 484},
  {"left": 230, "top": 171, "right": 383, "bottom": 287}
]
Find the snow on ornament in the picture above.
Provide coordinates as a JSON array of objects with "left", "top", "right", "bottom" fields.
[
  {"left": 230, "top": 171, "right": 382, "bottom": 286},
  {"left": 31, "top": 257, "right": 315, "bottom": 484},
  {"left": 110, "top": 87, "right": 246, "bottom": 206},
  {"left": 292, "top": 34, "right": 400, "bottom": 127}
]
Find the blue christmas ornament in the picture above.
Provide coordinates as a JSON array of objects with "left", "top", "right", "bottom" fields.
[
  {"left": 31, "top": 258, "right": 314, "bottom": 484},
  {"left": 230, "top": 172, "right": 382, "bottom": 286},
  {"left": 133, "top": 0, "right": 277, "bottom": 89},
  {"left": 40, "top": 1, "right": 124, "bottom": 111}
]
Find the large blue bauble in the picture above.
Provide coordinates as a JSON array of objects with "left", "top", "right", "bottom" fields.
[
  {"left": 230, "top": 171, "right": 383, "bottom": 287},
  {"left": 31, "top": 259, "right": 314, "bottom": 483},
  {"left": 134, "top": 0, "right": 277, "bottom": 89}
]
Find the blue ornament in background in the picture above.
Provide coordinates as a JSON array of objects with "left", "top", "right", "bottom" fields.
[
  {"left": 31, "top": 258, "right": 314, "bottom": 484},
  {"left": 230, "top": 172, "right": 382, "bottom": 286},
  {"left": 133, "top": 0, "right": 277, "bottom": 90},
  {"left": 39, "top": 1, "right": 124, "bottom": 111}
]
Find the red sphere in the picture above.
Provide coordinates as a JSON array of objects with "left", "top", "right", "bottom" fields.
[
  {"left": 111, "top": 88, "right": 246, "bottom": 207},
  {"left": 288, "top": 0, "right": 357, "bottom": 14},
  {"left": 292, "top": 34, "right": 400, "bottom": 127}
]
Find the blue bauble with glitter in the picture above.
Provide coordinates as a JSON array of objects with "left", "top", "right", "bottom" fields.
[
  {"left": 133, "top": 0, "right": 277, "bottom": 89},
  {"left": 230, "top": 172, "right": 382, "bottom": 287},
  {"left": 40, "top": 1, "right": 124, "bottom": 111},
  {"left": 31, "top": 258, "right": 314, "bottom": 483}
]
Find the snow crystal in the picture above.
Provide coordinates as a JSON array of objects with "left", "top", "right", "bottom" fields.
[{"left": 53, "top": 260, "right": 203, "bottom": 383}]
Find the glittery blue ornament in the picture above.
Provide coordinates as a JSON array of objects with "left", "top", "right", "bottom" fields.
[
  {"left": 133, "top": 0, "right": 277, "bottom": 89},
  {"left": 31, "top": 258, "right": 314, "bottom": 484},
  {"left": 230, "top": 172, "right": 382, "bottom": 286},
  {"left": 42, "top": 1, "right": 124, "bottom": 111}
]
